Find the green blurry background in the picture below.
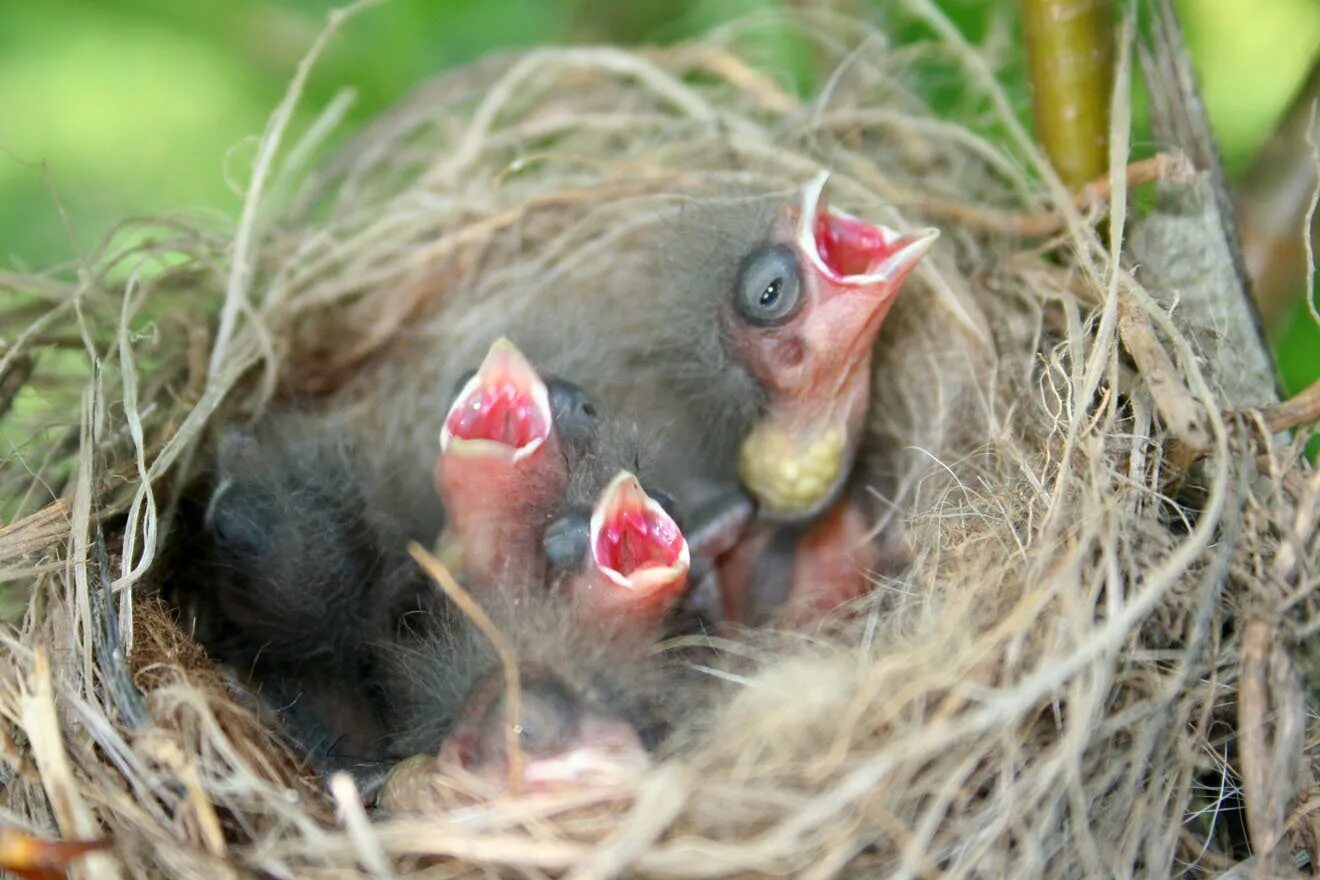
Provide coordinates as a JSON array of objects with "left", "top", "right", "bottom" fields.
[{"left": 1, "top": 0, "right": 1317, "bottom": 392}]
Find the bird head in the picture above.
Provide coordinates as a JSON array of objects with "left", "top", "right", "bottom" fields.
[
  {"left": 544, "top": 470, "right": 691, "bottom": 626},
  {"left": 438, "top": 672, "right": 650, "bottom": 794},
  {"left": 724, "top": 173, "right": 938, "bottom": 520},
  {"left": 438, "top": 336, "right": 557, "bottom": 468},
  {"left": 435, "top": 337, "right": 603, "bottom": 585}
]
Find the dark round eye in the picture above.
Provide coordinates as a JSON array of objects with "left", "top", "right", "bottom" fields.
[
  {"left": 547, "top": 378, "right": 600, "bottom": 451},
  {"left": 509, "top": 681, "right": 579, "bottom": 754},
  {"left": 548, "top": 378, "right": 598, "bottom": 422},
  {"left": 543, "top": 513, "right": 591, "bottom": 574},
  {"left": 733, "top": 244, "right": 803, "bottom": 326}
]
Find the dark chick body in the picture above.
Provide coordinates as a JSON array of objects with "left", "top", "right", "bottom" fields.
[
  {"left": 179, "top": 416, "right": 451, "bottom": 775},
  {"left": 377, "top": 588, "right": 704, "bottom": 805},
  {"left": 180, "top": 368, "right": 707, "bottom": 787}
]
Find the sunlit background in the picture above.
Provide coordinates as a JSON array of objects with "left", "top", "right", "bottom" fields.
[{"left": 1, "top": 0, "right": 1316, "bottom": 390}]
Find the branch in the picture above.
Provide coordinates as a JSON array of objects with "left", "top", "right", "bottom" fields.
[{"left": 1020, "top": 0, "right": 1116, "bottom": 188}]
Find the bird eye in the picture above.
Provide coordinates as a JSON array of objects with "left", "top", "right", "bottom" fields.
[
  {"left": 543, "top": 513, "right": 591, "bottom": 574},
  {"left": 547, "top": 378, "right": 601, "bottom": 451},
  {"left": 733, "top": 245, "right": 803, "bottom": 326},
  {"left": 509, "top": 682, "right": 578, "bottom": 754},
  {"left": 206, "top": 497, "right": 274, "bottom": 558}
]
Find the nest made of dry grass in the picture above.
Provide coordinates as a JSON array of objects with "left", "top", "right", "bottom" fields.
[{"left": 2, "top": 3, "right": 1319, "bottom": 878}]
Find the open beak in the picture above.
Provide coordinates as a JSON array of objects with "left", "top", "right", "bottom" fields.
[
  {"left": 580, "top": 471, "right": 691, "bottom": 620},
  {"left": 439, "top": 337, "right": 554, "bottom": 463},
  {"left": 795, "top": 171, "right": 940, "bottom": 290},
  {"left": 738, "top": 173, "right": 939, "bottom": 520}
]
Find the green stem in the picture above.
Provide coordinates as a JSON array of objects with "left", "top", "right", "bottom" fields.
[{"left": 1020, "top": 0, "right": 1117, "bottom": 188}]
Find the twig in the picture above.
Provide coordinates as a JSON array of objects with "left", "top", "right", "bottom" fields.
[
  {"left": 0, "top": 299, "right": 75, "bottom": 384},
  {"left": 1118, "top": 288, "right": 1210, "bottom": 455},
  {"left": 912, "top": 153, "right": 1194, "bottom": 238},
  {"left": 1237, "top": 618, "right": 1305, "bottom": 875},
  {"left": 20, "top": 647, "right": 120, "bottom": 879},
  {"left": 1254, "top": 376, "right": 1320, "bottom": 435},
  {"left": 1304, "top": 100, "right": 1320, "bottom": 328},
  {"left": 407, "top": 543, "right": 525, "bottom": 794},
  {"left": 665, "top": 46, "right": 800, "bottom": 114},
  {"left": 0, "top": 500, "right": 70, "bottom": 562},
  {"left": 0, "top": 352, "right": 33, "bottom": 424},
  {"left": 1237, "top": 59, "right": 1320, "bottom": 330},
  {"left": 565, "top": 763, "right": 691, "bottom": 880},
  {"left": 1165, "top": 377, "right": 1320, "bottom": 475},
  {"left": 139, "top": 736, "right": 227, "bottom": 858}
]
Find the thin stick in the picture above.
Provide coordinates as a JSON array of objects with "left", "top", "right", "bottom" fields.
[
  {"left": 565, "top": 764, "right": 691, "bottom": 880},
  {"left": 407, "top": 542, "right": 524, "bottom": 793},
  {"left": 0, "top": 500, "right": 70, "bottom": 563},
  {"left": 1165, "top": 377, "right": 1320, "bottom": 477},
  {"left": 20, "top": 647, "right": 120, "bottom": 879},
  {"left": 330, "top": 772, "right": 396, "bottom": 879},
  {"left": 1304, "top": 102, "right": 1320, "bottom": 326},
  {"left": 666, "top": 46, "right": 799, "bottom": 114},
  {"left": 912, "top": 153, "right": 1194, "bottom": 238},
  {"left": 1256, "top": 375, "right": 1320, "bottom": 434}
]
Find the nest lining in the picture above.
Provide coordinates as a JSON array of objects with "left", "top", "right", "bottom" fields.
[{"left": 0, "top": 4, "right": 1317, "bottom": 878}]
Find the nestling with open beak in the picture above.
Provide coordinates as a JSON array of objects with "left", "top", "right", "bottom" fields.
[
  {"left": 434, "top": 336, "right": 600, "bottom": 589},
  {"left": 368, "top": 172, "right": 937, "bottom": 533},
  {"left": 543, "top": 469, "right": 692, "bottom": 625},
  {"left": 726, "top": 173, "right": 939, "bottom": 520},
  {"left": 379, "top": 479, "right": 698, "bottom": 806}
]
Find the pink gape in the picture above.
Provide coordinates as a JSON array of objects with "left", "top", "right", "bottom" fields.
[
  {"left": 729, "top": 172, "right": 938, "bottom": 520},
  {"left": 574, "top": 470, "right": 692, "bottom": 623},
  {"left": 434, "top": 338, "right": 564, "bottom": 588}
]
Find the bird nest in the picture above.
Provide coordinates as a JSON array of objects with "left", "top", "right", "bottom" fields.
[{"left": 2, "top": 4, "right": 1318, "bottom": 878}]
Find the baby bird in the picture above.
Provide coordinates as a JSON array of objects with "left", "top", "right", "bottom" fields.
[
  {"left": 183, "top": 417, "right": 447, "bottom": 774},
  {"left": 543, "top": 470, "right": 690, "bottom": 622},
  {"left": 717, "top": 174, "right": 938, "bottom": 521},
  {"left": 378, "top": 473, "right": 698, "bottom": 806},
  {"left": 433, "top": 337, "right": 600, "bottom": 590},
  {"left": 436, "top": 336, "right": 747, "bottom": 625}
]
